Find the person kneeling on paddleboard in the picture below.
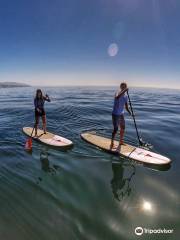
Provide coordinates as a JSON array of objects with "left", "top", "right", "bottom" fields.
[
  {"left": 111, "top": 82, "right": 132, "bottom": 149},
  {"left": 34, "top": 89, "right": 51, "bottom": 136}
]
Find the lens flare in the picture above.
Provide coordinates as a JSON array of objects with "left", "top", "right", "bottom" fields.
[
  {"left": 113, "top": 22, "right": 125, "bottom": 41},
  {"left": 108, "top": 43, "right": 119, "bottom": 57}
]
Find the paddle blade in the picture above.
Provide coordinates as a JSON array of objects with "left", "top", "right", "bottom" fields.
[{"left": 25, "top": 138, "right": 33, "bottom": 151}]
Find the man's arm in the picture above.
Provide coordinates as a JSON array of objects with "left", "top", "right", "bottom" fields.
[
  {"left": 115, "top": 88, "right": 128, "bottom": 99},
  {"left": 125, "top": 102, "right": 132, "bottom": 115}
]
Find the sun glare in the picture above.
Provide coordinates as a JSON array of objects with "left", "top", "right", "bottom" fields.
[{"left": 142, "top": 201, "right": 152, "bottom": 212}]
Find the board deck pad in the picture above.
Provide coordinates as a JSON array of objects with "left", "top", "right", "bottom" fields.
[
  {"left": 23, "top": 127, "right": 73, "bottom": 148},
  {"left": 81, "top": 132, "right": 171, "bottom": 165}
]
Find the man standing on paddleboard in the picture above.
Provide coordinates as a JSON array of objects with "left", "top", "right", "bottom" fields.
[
  {"left": 111, "top": 82, "right": 132, "bottom": 149},
  {"left": 34, "top": 89, "right": 51, "bottom": 136}
]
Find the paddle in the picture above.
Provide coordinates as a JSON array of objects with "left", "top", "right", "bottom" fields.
[
  {"left": 25, "top": 126, "right": 35, "bottom": 151},
  {"left": 127, "top": 90, "right": 144, "bottom": 146}
]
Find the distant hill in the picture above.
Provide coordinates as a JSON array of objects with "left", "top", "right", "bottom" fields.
[{"left": 0, "top": 82, "right": 30, "bottom": 88}]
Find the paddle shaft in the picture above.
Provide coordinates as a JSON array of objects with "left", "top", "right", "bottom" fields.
[
  {"left": 127, "top": 90, "right": 142, "bottom": 146},
  {"left": 30, "top": 125, "right": 35, "bottom": 138}
]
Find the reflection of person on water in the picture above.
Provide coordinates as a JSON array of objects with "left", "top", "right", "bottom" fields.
[
  {"left": 40, "top": 151, "right": 54, "bottom": 173},
  {"left": 111, "top": 82, "right": 132, "bottom": 149},
  {"left": 40, "top": 150, "right": 60, "bottom": 174},
  {"left": 111, "top": 161, "right": 135, "bottom": 201},
  {"left": 34, "top": 89, "right": 51, "bottom": 136}
]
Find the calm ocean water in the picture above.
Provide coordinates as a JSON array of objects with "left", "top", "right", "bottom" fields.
[{"left": 0, "top": 86, "right": 179, "bottom": 240}]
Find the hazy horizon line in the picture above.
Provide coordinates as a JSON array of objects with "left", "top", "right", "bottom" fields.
[
  {"left": 30, "top": 85, "right": 180, "bottom": 91},
  {"left": 0, "top": 81, "right": 180, "bottom": 90}
]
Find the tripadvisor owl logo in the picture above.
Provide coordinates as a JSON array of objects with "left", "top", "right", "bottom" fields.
[
  {"left": 135, "top": 227, "right": 143, "bottom": 236},
  {"left": 134, "top": 226, "right": 174, "bottom": 236}
]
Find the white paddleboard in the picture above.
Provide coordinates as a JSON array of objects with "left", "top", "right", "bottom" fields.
[
  {"left": 81, "top": 132, "right": 171, "bottom": 165},
  {"left": 23, "top": 127, "right": 73, "bottom": 148}
]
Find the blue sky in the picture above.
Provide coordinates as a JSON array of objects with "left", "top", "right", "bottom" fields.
[{"left": 0, "top": 0, "right": 179, "bottom": 88}]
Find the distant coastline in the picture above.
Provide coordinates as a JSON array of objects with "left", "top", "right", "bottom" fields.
[{"left": 0, "top": 82, "right": 30, "bottom": 88}]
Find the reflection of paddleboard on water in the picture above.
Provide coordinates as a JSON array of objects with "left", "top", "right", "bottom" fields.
[
  {"left": 81, "top": 132, "right": 172, "bottom": 166},
  {"left": 23, "top": 127, "right": 73, "bottom": 149}
]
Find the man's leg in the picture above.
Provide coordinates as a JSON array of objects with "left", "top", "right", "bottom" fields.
[
  {"left": 119, "top": 115, "right": 125, "bottom": 145},
  {"left": 111, "top": 115, "right": 118, "bottom": 148},
  {"left": 120, "top": 129, "right": 125, "bottom": 145}
]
